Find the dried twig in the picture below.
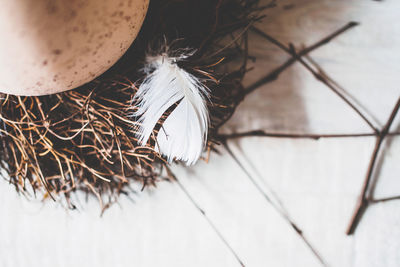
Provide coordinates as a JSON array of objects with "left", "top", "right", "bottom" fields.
[
  {"left": 369, "top": 195, "right": 400, "bottom": 203},
  {"left": 346, "top": 97, "right": 400, "bottom": 235},
  {"left": 221, "top": 131, "right": 377, "bottom": 140},
  {"left": 166, "top": 166, "right": 246, "bottom": 267},
  {"left": 219, "top": 19, "right": 400, "bottom": 236},
  {"left": 223, "top": 141, "right": 328, "bottom": 267},
  {"left": 250, "top": 23, "right": 378, "bottom": 133},
  {"left": 245, "top": 22, "right": 358, "bottom": 95}
]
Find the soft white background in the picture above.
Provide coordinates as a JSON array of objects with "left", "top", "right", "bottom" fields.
[{"left": 1, "top": 0, "right": 400, "bottom": 266}]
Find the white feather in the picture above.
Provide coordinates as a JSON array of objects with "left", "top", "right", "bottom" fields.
[{"left": 132, "top": 51, "right": 209, "bottom": 165}]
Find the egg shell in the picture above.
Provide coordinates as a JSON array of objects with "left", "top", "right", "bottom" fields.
[{"left": 0, "top": 0, "right": 149, "bottom": 96}]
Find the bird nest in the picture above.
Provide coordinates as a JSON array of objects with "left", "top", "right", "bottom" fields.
[{"left": 0, "top": 0, "right": 269, "bottom": 210}]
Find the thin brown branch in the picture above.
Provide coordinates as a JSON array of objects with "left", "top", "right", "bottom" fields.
[
  {"left": 346, "top": 97, "right": 400, "bottom": 235},
  {"left": 304, "top": 54, "right": 382, "bottom": 129},
  {"left": 219, "top": 131, "right": 379, "bottom": 140},
  {"left": 369, "top": 195, "right": 400, "bottom": 203},
  {"left": 251, "top": 23, "right": 378, "bottom": 133},
  {"left": 166, "top": 167, "right": 246, "bottom": 267},
  {"left": 223, "top": 141, "right": 327, "bottom": 267},
  {"left": 245, "top": 22, "right": 359, "bottom": 95}
]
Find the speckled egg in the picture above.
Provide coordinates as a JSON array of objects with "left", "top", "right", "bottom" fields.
[{"left": 0, "top": 0, "right": 149, "bottom": 96}]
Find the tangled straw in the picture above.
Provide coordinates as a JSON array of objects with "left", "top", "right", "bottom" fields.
[{"left": 0, "top": 0, "right": 267, "bottom": 211}]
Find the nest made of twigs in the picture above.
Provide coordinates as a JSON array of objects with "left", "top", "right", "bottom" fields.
[{"left": 0, "top": 0, "right": 270, "bottom": 211}]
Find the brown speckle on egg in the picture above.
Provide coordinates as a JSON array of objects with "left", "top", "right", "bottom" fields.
[{"left": 52, "top": 49, "right": 62, "bottom": 55}]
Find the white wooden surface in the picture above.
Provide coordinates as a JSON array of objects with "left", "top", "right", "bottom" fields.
[{"left": 1, "top": 1, "right": 400, "bottom": 266}]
